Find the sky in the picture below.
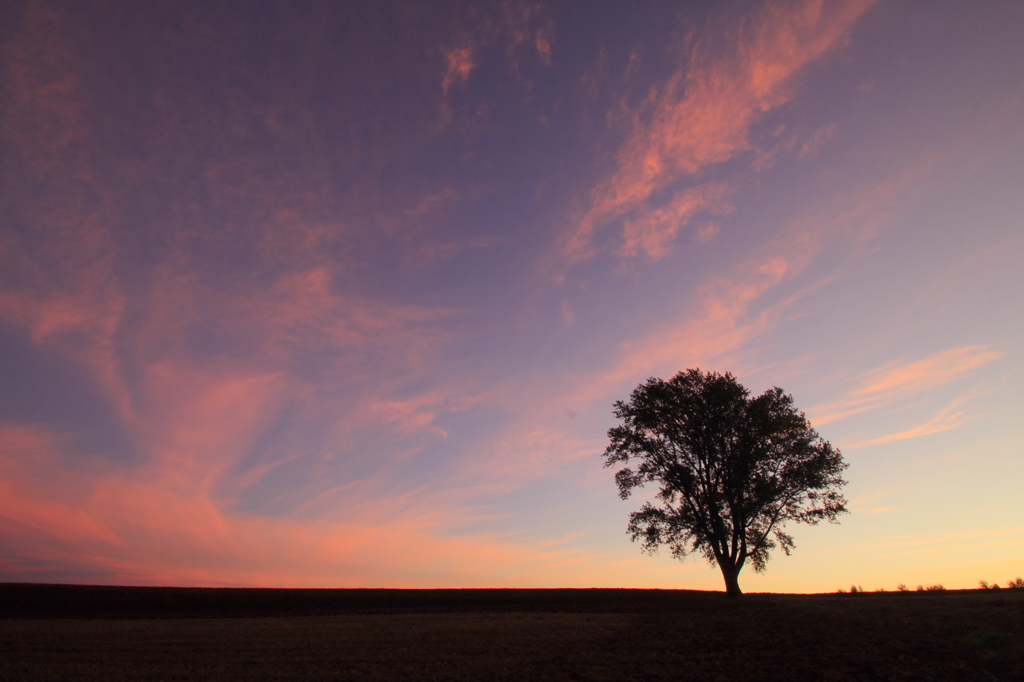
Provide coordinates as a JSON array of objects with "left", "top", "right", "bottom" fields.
[{"left": 1, "top": 0, "right": 1022, "bottom": 593}]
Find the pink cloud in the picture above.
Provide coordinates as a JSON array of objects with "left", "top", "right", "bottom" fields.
[
  {"left": 0, "top": 223, "right": 131, "bottom": 428},
  {"left": 0, "top": 194, "right": 500, "bottom": 585},
  {"left": 561, "top": 0, "right": 877, "bottom": 264},
  {"left": 0, "top": 4, "right": 137, "bottom": 421},
  {"left": 857, "top": 406, "right": 967, "bottom": 446},
  {"left": 534, "top": 30, "right": 553, "bottom": 65},
  {"left": 523, "top": 167, "right": 929, "bottom": 467},
  {"left": 810, "top": 346, "right": 1003, "bottom": 425},
  {"left": 440, "top": 2, "right": 553, "bottom": 94},
  {"left": 368, "top": 388, "right": 477, "bottom": 438},
  {"left": 442, "top": 46, "right": 475, "bottom": 93},
  {"left": 798, "top": 122, "right": 838, "bottom": 160},
  {"left": 843, "top": 382, "right": 998, "bottom": 449},
  {"left": 696, "top": 223, "right": 720, "bottom": 244},
  {"left": 619, "top": 183, "right": 730, "bottom": 260},
  {"left": 125, "top": 257, "right": 454, "bottom": 387},
  {"left": 852, "top": 348, "right": 1003, "bottom": 399},
  {"left": 1, "top": 3, "right": 88, "bottom": 176},
  {"left": 500, "top": 1, "right": 555, "bottom": 68},
  {"left": 447, "top": 193, "right": 877, "bottom": 485},
  {"left": 0, "top": 417, "right": 607, "bottom": 587},
  {"left": 459, "top": 423, "right": 604, "bottom": 487}
]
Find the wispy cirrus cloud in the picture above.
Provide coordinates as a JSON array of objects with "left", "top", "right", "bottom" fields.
[
  {"left": 0, "top": 417, "right": 603, "bottom": 588},
  {"left": 560, "top": 0, "right": 878, "bottom": 264},
  {"left": 464, "top": 172, "right": 923, "bottom": 487},
  {"left": 843, "top": 380, "right": 1003, "bottom": 449},
  {"left": 852, "top": 398, "right": 971, "bottom": 448},
  {"left": 810, "top": 346, "right": 1004, "bottom": 426},
  {"left": 0, "top": 4, "right": 487, "bottom": 586},
  {"left": 0, "top": 5, "right": 133, "bottom": 420},
  {"left": 565, "top": 170, "right": 918, "bottom": 413},
  {"left": 439, "top": 0, "right": 553, "bottom": 95},
  {"left": 442, "top": 46, "right": 475, "bottom": 93},
  {"left": 798, "top": 122, "right": 838, "bottom": 160},
  {"left": 852, "top": 348, "right": 1001, "bottom": 399},
  {"left": 2, "top": 2, "right": 88, "bottom": 175},
  {"left": 619, "top": 183, "right": 730, "bottom": 260}
]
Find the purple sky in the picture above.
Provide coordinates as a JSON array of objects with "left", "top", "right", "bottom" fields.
[{"left": 1, "top": 0, "right": 1022, "bottom": 591}]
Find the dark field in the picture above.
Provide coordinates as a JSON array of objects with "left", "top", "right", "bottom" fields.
[{"left": 1, "top": 584, "right": 1021, "bottom": 681}]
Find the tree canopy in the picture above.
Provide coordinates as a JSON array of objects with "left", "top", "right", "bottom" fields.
[{"left": 603, "top": 369, "right": 847, "bottom": 596}]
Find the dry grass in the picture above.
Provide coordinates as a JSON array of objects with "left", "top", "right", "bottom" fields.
[{"left": 1, "top": 584, "right": 1022, "bottom": 681}]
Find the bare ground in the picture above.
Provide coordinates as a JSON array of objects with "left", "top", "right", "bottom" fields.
[{"left": 0, "top": 584, "right": 1021, "bottom": 681}]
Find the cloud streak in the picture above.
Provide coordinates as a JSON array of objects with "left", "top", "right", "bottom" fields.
[
  {"left": 0, "top": 437, "right": 583, "bottom": 588},
  {"left": 560, "top": 0, "right": 878, "bottom": 264},
  {"left": 810, "top": 346, "right": 1004, "bottom": 426},
  {"left": 619, "top": 183, "right": 730, "bottom": 260}
]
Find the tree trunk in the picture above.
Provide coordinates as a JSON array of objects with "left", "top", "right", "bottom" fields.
[{"left": 719, "top": 560, "right": 743, "bottom": 597}]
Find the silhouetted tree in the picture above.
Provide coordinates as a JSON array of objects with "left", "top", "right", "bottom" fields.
[{"left": 603, "top": 369, "right": 847, "bottom": 597}]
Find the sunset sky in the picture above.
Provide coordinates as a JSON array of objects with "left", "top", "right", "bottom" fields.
[{"left": 2, "top": 0, "right": 1022, "bottom": 593}]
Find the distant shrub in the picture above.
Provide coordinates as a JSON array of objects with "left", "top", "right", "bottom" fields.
[
  {"left": 1007, "top": 577, "right": 1024, "bottom": 590},
  {"left": 916, "top": 585, "right": 924, "bottom": 592},
  {"left": 896, "top": 583, "right": 908, "bottom": 592},
  {"left": 837, "top": 585, "right": 867, "bottom": 594},
  {"left": 979, "top": 580, "right": 990, "bottom": 590},
  {"left": 875, "top": 588, "right": 885, "bottom": 593},
  {"left": 924, "top": 584, "right": 946, "bottom": 592},
  {"left": 836, "top": 585, "right": 867, "bottom": 594}
]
